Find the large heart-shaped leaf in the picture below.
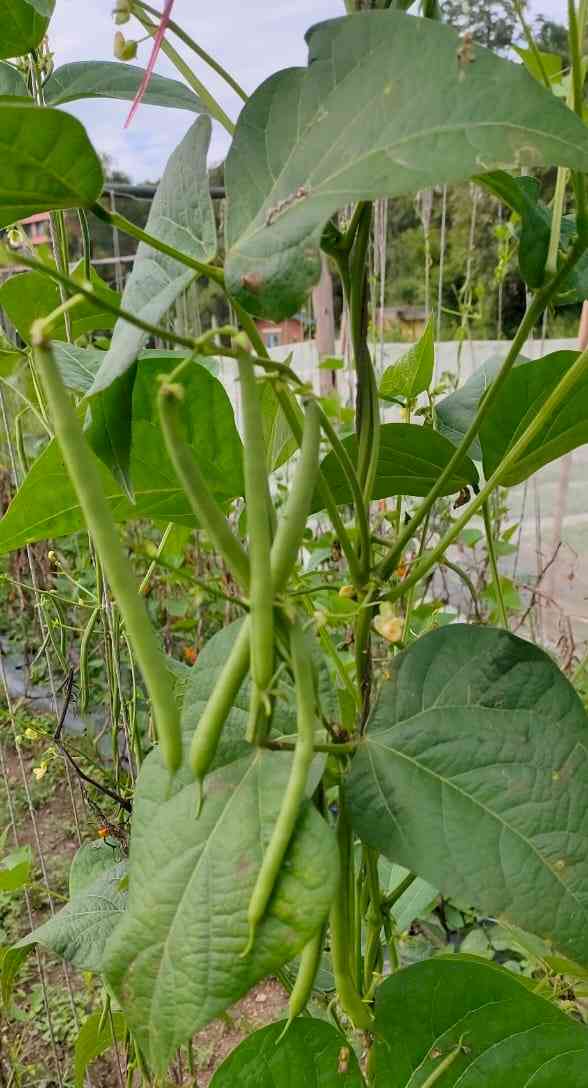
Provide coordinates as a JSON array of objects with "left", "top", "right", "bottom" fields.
[
  {"left": 0, "top": 359, "right": 243, "bottom": 553},
  {"left": 209, "top": 1020, "right": 364, "bottom": 1087},
  {"left": 311, "top": 423, "right": 478, "bottom": 511},
  {"left": 0, "top": 104, "right": 102, "bottom": 226},
  {"left": 69, "top": 840, "right": 125, "bottom": 899},
  {"left": 373, "top": 957, "right": 588, "bottom": 1085},
  {"left": 0, "top": 0, "right": 54, "bottom": 59},
  {"left": 479, "top": 349, "right": 588, "bottom": 485},
  {"left": 0, "top": 265, "right": 119, "bottom": 342},
  {"left": 17, "top": 858, "right": 127, "bottom": 973},
  {"left": 346, "top": 624, "right": 588, "bottom": 965},
  {"left": 436, "top": 353, "right": 529, "bottom": 460},
  {"left": 0, "top": 61, "right": 27, "bottom": 96},
  {"left": 44, "top": 61, "right": 206, "bottom": 112},
  {"left": 103, "top": 747, "right": 338, "bottom": 1073},
  {"left": 90, "top": 115, "right": 217, "bottom": 399},
  {"left": 225, "top": 11, "right": 588, "bottom": 320}
]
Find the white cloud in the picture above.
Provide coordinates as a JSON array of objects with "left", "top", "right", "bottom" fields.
[{"left": 48, "top": 0, "right": 568, "bottom": 182}]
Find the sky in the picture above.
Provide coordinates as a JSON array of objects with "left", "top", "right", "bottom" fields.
[{"left": 49, "top": 0, "right": 567, "bottom": 183}]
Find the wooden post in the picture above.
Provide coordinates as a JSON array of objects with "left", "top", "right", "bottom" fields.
[{"left": 312, "top": 254, "right": 337, "bottom": 397}]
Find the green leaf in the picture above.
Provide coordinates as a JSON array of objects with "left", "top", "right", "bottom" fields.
[
  {"left": 478, "top": 171, "right": 551, "bottom": 289},
  {"left": 0, "top": 104, "right": 102, "bottom": 226},
  {"left": 45, "top": 61, "right": 206, "bottom": 113},
  {"left": 0, "top": 846, "right": 32, "bottom": 892},
  {"left": 514, "top": 45, "right": 563, "bottom": 86},
  {"left": 50, "top": 344, "right": 188, "bottom": 395},
  {"left": 0, "top": 61, "right": 27, "bottom": 96},
  {"left": 379, "top": 317, "right": 434, "bottom": 401},
  {"left": 346, "top": 624, "right": 588, "bottom": 966},
  {"left": 0, "top": 265, "right": 120, "bottom": 343},
  {"left": 480, "top": 350, "right": 588, "bottom": 486},
  {"left": 0, "top": 0, "right": 54, "bottom": 59},
  {"left": 87, "top": 365, "right": 137, "bottom": 495},
  {"left": 209, "top": 1019, "right": 364, "bottom": 1087},
  {"left": 225, "top": 11, "right": 588, "bottom": 320},
  {"left": 0, "top": 358, "right": 243, "bottom": 553},
  {"left": 74, "top": 1009, "right": 127, "bottom": 1088},
  {"left": 90, "top": 115, "right": 217, "bottom": 399},
  {"left": 311, "top": 423, "right": 478, "bottom": 511},
  {"left": 436, "top": 353, "right": 529, "bottom": 460},
  {"left": 17, "top": 859, "right": 127, "bottom": 972},
  {"left": 103, "top": 748, "right": 338, "bottom": 1073},
  {"left": 181, "top": 620, "right": 297, "bottom": 772},
  {"left": 379, "top": 861, "right": 437, "bottom": 932},
  {"left": 69, "top": 841, "right": 126, "bottom": 899},
  {"left": 372, "top": 958, "right": 588, "bottom": 1085},
  {"left": 0, "top": 944, "right": 33, "bottom": 1007}
]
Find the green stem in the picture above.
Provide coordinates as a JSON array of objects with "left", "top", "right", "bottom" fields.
[
  {"left": 330, "top": 793, "right": 374, "bottom": 1030},
  {"left": 131, "top": 6, "right": 235, "bottom": 134},
  {"left": 32, "top": 335, "right": 181, "bottom": 773},
  {"left": 271, "top": 401, "right": 320, "bottom": 593},
  {"left": 77, "top": 209, "right": 92, "bottom": 281},
  {"left": 2, "top": 247, "right": 199, "bottom": 353},
  {"left": 568, "top": 0, "right": 588, "bottom": 235},
  {"left": 440, "top": 558, "right": 483, "bottom": 622},
  {"left": 386, "top": 342, "right": 588, "bottom": 605},
  {"left": 158, "top": 380, "right": 250, "bottom": 588},
  {"left": 482, "top": 499, "right": 508, "bottom": 627},
  {"left": 91, "top": 201, "right": 223, "bottom": 284},
  {"left": 133, "top": 0, "right": 248, "bottom": 101},
  {"left": 378, "top": 237, "right": 588, "bottom": 582},
  {"left": 420, "top": 1039, "right": 466, "bottom": 1087},
  {"left": 381, "top": 872, "right": 416, "bottom": 912},
  {"left": 513, "top": 0, "right": 551, "bottom": 88}
]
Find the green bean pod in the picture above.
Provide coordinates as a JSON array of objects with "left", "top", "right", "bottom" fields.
[
  {"left": 158, "top": 380, "right": 250, "bottom": 590},
  {"left": 278, "top": 926, "right": 324, "bottom": 1041},
  {"left": 271, "top": 400, "right": 320, "bottom": 595},
  {"left": 190, "top": 617, "right": 251, "bottom": 812},
  {"left": 237, "top": 354, "right": 274, "bottom": 741},
  {"left": 243, "top": 621, "right": 315, "bottom": 955},
  {"left": 33, "top": 337, "right": 182, "bottom": 773},
  {"left": 79, "top": 605, "right": 101, "bottom": 712}
]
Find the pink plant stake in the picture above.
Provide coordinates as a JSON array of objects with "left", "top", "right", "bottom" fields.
[{"left": 124, "top": 0, "right": 176, "bottom": 128}]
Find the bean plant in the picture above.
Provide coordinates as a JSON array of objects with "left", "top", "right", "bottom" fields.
[{"left": 2, "top": 0, "right": 588, "bottom": 1084}]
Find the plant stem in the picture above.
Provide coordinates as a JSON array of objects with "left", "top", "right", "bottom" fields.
[
  {"left": 378, "top": 236, "right": 588, "bottom": 583},
  {"left": 482, "top": 499, "right": 508, "bottom": 627},
  {"left": 385, "top": 343, "right": 588, "bottom": 606},
  {"left": 77, "top": 209, "right": 93, "bottom": 281},
  {"left": 133, "top": 0, "right": 248, "bottom": 101},
  {"left": 91, "top": 202, "right": 224, "bottom": 284},
  {"left": 32, "top": 334, "right": 181, "bottom": 773},
  {"left": 513, "top": 0, "right": 551, "bottom": 88},
  {"left": 568, "top": 0, "right": 588, "bottom": 235},
  {"left": 1, "top": 247, "right": 199, "bottom": 353},
  {"left": 330, "top": 793, "right": 374, "bottom": 1030},
  {"left": 131, "top": 6, "right": 235, "bottom": 134}
]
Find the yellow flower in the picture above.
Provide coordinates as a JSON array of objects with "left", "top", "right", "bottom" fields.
[
  {"left": 373, "top": 605, "right": 403, "bottom": 644},
  {"left": 32, "top": 763, "right": 48, "bottom": 782},
  {"left": 24, "top": 727, "right": 39, "bottom": 740}
]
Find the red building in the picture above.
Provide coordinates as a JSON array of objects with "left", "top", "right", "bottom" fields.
[
  {"left": 20, "top": 212, "right": 51, "bottom": 247},
  {"left": 255, "top": 314, "right": 308, "bottom": 349}
]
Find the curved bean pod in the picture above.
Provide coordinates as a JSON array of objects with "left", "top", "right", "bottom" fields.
[
  {"left": 271, "top": 400, "right": 320, "bottom": 595},
  {"left": 190, "top": 617, "right": 251, "bottom": 811},
  {"left": 278, "top": 925, "right": 324, "bottom": 1041},
  {"left": 33, "top": 337, "right": 182, "bottom": 773},
  {"left": 237, "top": 353, "right": 274, "bottom": 742},
  {"left": 243, "top": 621, "right": 315, "bottom": 955}
]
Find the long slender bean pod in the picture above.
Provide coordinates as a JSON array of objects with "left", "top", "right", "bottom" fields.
[
  {"left": 32, "top": 333, "right": 182, "bottom": 773},
  {"left": 330, "top": 796, "right": 374, "bottom": 1030},
  {"left": 158, "top": 380, "right": 250, "bottom": 589},
  {"left": 271, "top": 401, "right": 320, "bottom": 594},
  {"left": 79, "top": 605, "right": 101, "bottom": 712},
  {"left": 238, "top": 352, "right": 274, "bottom": 741},
  {"left": 243, "top": 621, "right": 315, "bottom": 955},
  {"left": 190, "top": 618, "right": 251, "bottom": 810},
  {"left": 278, "top": 926, "right": 324, "bottom": 1041}
]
